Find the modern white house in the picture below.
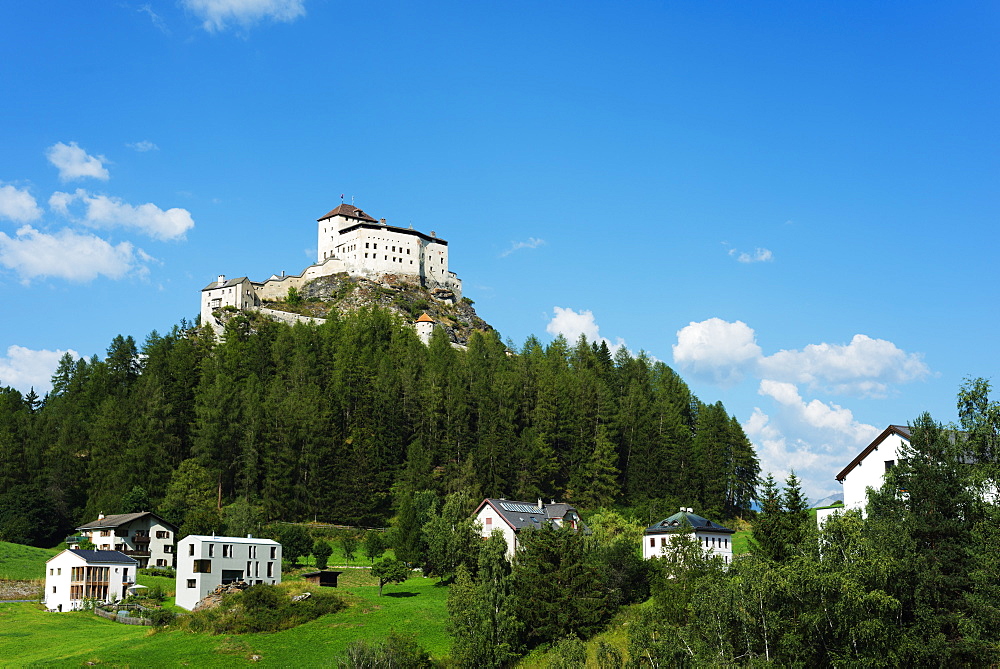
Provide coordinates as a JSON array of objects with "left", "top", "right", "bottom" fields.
[
  {"left": 835, "top": 424, "right": 912, "bottom": 511},
  {"left": 643, "top": 508, "right": 735, "bottom": 564},
  {"left": 473, "top": 498, "right": 585, "bottom": 558},
  {"left": 200, "top": 203, "right": 463, "bottom": 330},
  {"left": 71, "top": 512, "right": 178, "bottom": 569},
  {"left": 44, "top": 549, "right": 138, "bottom": 612},
  {"left": 175, "top": 535, "right": 282, "bottom": 610}
]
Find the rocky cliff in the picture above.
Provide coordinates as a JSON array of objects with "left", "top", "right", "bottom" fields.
[{"left": 258, "top": 272, "right": 494, "bottom": 346}]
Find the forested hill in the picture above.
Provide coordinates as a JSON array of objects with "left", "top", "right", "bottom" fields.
[{"left": 0, "top": 308, "right": 759, "bottom": 546}]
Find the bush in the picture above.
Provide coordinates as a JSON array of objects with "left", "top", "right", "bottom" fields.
[
  {"left": 140, "top": 566, "right": 176, "bottom": 578},
  {"left": 148, "top": 609, "right": 175, "bottom": 627},
  {"left": 338, "top": 633, "right": 433, "bottom": 668},
  {"left": 313, "top": 538, "right": 333, "bottom": 570},
  {"left": 180, "top": 584, "right": 345, "bottom": 635}
]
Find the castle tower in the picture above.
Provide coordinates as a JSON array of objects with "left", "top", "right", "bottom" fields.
[
  {"left": 316, "top": 204, "right": 378, "bottom": 264},
  {"left": 415, "top": 312, "right": 435, "bottom": 345}
]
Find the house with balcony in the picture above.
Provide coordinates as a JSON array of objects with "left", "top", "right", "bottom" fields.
[
  {"left": 44, "top": 549, "right": 138, "bottom": 612},
  {"left": 70, "top": 512, "right": 177, "bottom": 569},
  {"left": 175, "top": 535, "right": 283, "bottom": 610}
]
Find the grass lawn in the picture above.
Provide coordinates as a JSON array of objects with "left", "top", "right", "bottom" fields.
[
  {"left": 732, "top": 529, "right": 751, "bottom": 555},
  {"left": 1, "top": 567, "right": 451, "bottom": 666},
  {"left": 0, "top": 541, "right": 61, "bottom": 580}
]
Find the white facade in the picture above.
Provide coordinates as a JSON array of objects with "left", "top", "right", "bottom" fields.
[
  {"left": 643, "top": 510, "right": 735, "bottom": 564},
  {"left": 175, "top": 535, "right": 282, "bottom": 610},
  {"left": 473, "top": 498, "right": 584, "bottom": 559},
  {"left": 837, "top": 425, "right": 911, "bottom": 512},
  {"left": 74, "top": 512, "right": 177, "bottom": 569},
  {"left": 474, "top": 504, "right": 518, "bottom": 557},
  {"left": 44, "top": 549, "right": 137, "bottom": 612}
]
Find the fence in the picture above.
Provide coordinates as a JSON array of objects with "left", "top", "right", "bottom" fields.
[{"left": 94, "top": 607, "right": 151, "bottom": 626}]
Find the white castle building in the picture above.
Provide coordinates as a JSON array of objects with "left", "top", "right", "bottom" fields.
[{"left": 201, "top": 203, "right": 462, "bottom": 329}]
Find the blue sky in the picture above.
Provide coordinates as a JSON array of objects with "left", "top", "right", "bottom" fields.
[{"left": 1, "top": 1, "right": 997, "bottom": 502}]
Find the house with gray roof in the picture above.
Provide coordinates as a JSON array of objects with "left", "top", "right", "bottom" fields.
[
  {"left": 473, "top": 498, "right": 586, "bottom": 558},
  {"left": 643, "top": 508, "right": 735, "bottom": 563},
  {"left": 71, "top": 511, "right": 177, "bottom": 569},
  {"left": 44, "top": 549, "right": 139, "bottom": 612}
]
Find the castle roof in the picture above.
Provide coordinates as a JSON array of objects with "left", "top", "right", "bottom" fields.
[
  {"left": 416, "top": 313, "right": 435, "bottom": 323},
  {"left": 201, "top": 276, "right": 249, "bottom": 291},
  {"left": 317, "top": 204, "right": 378, "bottom": 223},
  {"left": 644, "top": 510, "right": 734, "bottom": 535}
]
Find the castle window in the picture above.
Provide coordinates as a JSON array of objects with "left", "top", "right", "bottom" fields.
[{"left": 366, "top": 243, "right": 369, "bottom": 248}]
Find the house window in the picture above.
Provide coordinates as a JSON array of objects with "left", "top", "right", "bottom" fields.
[
  {"left": 156, "top": 559, "right": 167, "bottom": 567},
  {"left": 649, "top": 538, "right": 654, "bottom": 548},
  {"left": 187, "top": 579, "right": 196, "bottom": 588},
  {"left": 58, "top": 568, "right": 61, "bottom": 575},
  {"left": 249, "top": 546, "right": 257, "bottom": 559},
  {"left": 164, "top": 545, "right": 173, "bottom": 554},
  {"left": 208, "top": 544, "right": 215, "bottom": 557},
  {"left": 193, "top": 560, "right": 212, "bottom": 573},
  {"left": 223, "top": 545, "right": 233, "bottom": 558},
  {"left": 267, "top": 562, "right": 274, "bottom": 578},
  {"left": 188, "top": 544, "right": 194, "bottom": 556},
  {"left": 485, "top": 517, "right": 492, "bottom": 526},
  {"left": 661, "top": 538, "right": 666, "bottom": 547},
  {"left": 52, "top": 586, "right": 56, "bottom": 593},
  {"left": 885, "top": 460, "right": 895, "bottom": 471},
  {"left": 49, "top": 568, "right": 53, "bottom": 575},
  {"left": 156, "top": 531, "right": 170, "bottom": 539},
  {"left": 100, "top": 530, "right": 110, "bottom": 537},
  {"left": 270, "top": 547, "right": 277, "bottom": 560}
]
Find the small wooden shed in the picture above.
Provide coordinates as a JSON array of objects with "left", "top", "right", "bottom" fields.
[{"left": 301, "top": 571, "right": 342, "bottom": 588}]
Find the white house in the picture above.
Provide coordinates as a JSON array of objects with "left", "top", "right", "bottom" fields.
[
  {"left": 72, "top": 512, "right": 178, "bottom": 569},
  {"left": 44, "top": 549, "right": 138, "bottom": 612},
  {"left": 835, "top": 425, "right": 911, "bottom": 512},
  {"left": 175, "top": 535, "right": 282, "bottom": 610},
  {"left": 473, "top": 498, "right": 585, "bottom": 558},
  {"left": 643, "top": 508, "right": 735, "bottom": 564}
]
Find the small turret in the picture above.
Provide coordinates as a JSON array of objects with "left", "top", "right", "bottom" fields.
[{"left": 416, "top": 312, "right": 435, "bottom": 345}]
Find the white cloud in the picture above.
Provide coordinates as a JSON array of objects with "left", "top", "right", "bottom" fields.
[
  {"left": 672, "top": 318, "right": 761, "bottom": 385},
  {"left": 500, "top": 237, "right": 545, "bottom": 258},
  {"left": 45, "top": 142, "right": 109, "bottom": 181},
  {"left": 0, "top": 345, "right": 79, "bottom": 395},
  {"left": 672, "top": 318, "right": 928, "bottom": 397},
  {"left": 183, "top": 0, "right": 306, "bottom": 32},
  {"left": 546, "top": 306, "right": 627, "bottom": 353},
  {"left": 759, "top": 334, "right": 929, "bottom": 397},
  {"left": 49, "top": 189, "right": 194, "bottom": 241},
  {"left": 728, "top": 247, "right": 774, "bottom": 263},
  {"left": 0, "top": 225, "right": 145, "bottom": 281},
  {"left": 127, "top": 140, "right": 159, "bottom": 152},
  {"left": 139, "top": 4, "right": 170, "bottom": 34},
  {"left": 758, "top": 380, "right": 879, "bottom": 443},
  {"left": 0, "top": 184, "right": 43, "bottom": 222}
]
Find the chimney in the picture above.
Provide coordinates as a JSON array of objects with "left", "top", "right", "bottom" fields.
[
  {"left": 217, "top": 274, "right": 225, "bottom": 286},
  {"left": 537, "top": 498, "right": 543, "bottom": 509},
  {"left": 380, "top": 218, "right": 386, "bottom": 224},
  {"left": 247, "top": 534, "right": 252, "bottom": 539},
  {"left": 430, "top": 231, "right": 436, "bottom": 238}
]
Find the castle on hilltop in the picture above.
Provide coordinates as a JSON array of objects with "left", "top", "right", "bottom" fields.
[{"left": 200, "top": 203, "right": 463, "bottom": 329}]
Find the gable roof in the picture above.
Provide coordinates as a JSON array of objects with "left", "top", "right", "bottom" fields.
[
  {"left": 317, "top": 204, "right": 378, "bottom": 223},
  {"left": 416, "top": 312, "right": 435, "bottom": 323},
  {"left": 644, "top": 510, "right": 734, "bottom": 535},
  {"left": 475, "top": 498, "right": 582, "bottom": 532},
  {"left": 201, "top": 276, "right": 250, "bottom": 291},
  {"left": 835, "top": 424, "right": 911, "bottom": 482},
  {"left": 76, "top": 511, "right": 176, "bottom": 532},
  {"left": 48, "top": 549, "right": 139, "bottom": 565}
]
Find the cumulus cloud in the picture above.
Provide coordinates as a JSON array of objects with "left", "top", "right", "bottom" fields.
[
  {"left": 672, "top": 318, "right": 762, "bottom": 385},
  {"left": 547, "top": 306, "right": 627, "bottom": 353},
  {"left": 183, "top": 0, "right": 306, "bottom": 32},
  {"left": 0, "top": 225, "right": 145, "bottom": 281},
  {"left": 759, "top": 380, "right": 879, "bottom": 443},
  {"left": 673, "top": 318, "right": 927, "bottom": 397},
  {"left": 0, "top": 184, "right": 43, "bottom": 222},
  {"left": 0, "top": 345, "right": 80, "bottom": 395},
  {"left": 500, "top": 237, "right": 545, "bottom": 258},
  {"left": 45, "top": 142, "right": 109, "bottom": 181},
  {"left": 728, "top": 247, "right": 773, "bottom": 263},
  {"left": 127, "top": 140, "right": 159, "bottom": 152},
  {"left": 759, "top": 334, "right": 929, "bottom": 397},
  {"left": 49, "top": 189, "right": 194, "bottom": 241}
]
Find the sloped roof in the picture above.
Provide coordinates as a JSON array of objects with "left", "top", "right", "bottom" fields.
[
  {"left": 77, "top": 512, "right": 176, "bottom": 531},
  {"left": 476, "top": 498, "right": 582, "bottom": 532},
  {"left": 644, "top": 510, "right": 734, "bottom": 535},
  {"left": 47, "top": 549, "right": 139, "bottom": 564},
  {"left": 183, "top": 535, "right": 281, "bottom": 545},
  {"left": 835, "top": 424, "right": 911, "bottom": 482},
  {"left": 317, "top": 204, "right": 378, "bottom": 223},
  {"left": 416, "top": 313, "right": 435, "bottom": 323},
  {"left": 201, "top": 276, "right": 249, "bottom": 291}
]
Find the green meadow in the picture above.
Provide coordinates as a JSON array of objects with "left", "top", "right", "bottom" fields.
[{"left": 1, "top": 564, "right": 449, "bottom": 667}]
